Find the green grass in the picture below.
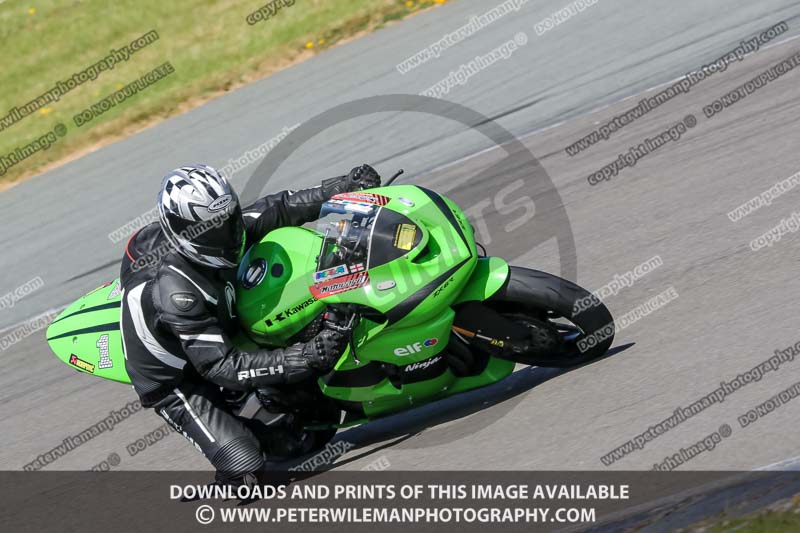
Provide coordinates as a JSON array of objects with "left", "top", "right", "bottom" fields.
[
  {"left": 0, "top": 0, "right": 447, "bottom": 187},
  {"left": 689, "top": 495, "right": 800, "bottom": 533},
  {"left": 704, "top": 511, "right": 800, "bottom": 532}
]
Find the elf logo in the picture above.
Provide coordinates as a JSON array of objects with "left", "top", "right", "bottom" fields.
[{"left": 393, "top": 338, "right": 438, "bottom": 356}]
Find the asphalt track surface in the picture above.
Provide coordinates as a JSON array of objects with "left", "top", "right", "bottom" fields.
[{"left": 3, "top": 0, "right": 800, "bottom": 495}]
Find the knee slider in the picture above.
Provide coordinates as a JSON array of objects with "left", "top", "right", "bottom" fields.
[{"left": 211, "top": 436, "right": 264, "bottom": 477}]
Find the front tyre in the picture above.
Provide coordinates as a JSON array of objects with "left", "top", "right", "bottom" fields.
[{"left": 484, "top": 266, "right": 614, "bottom": 366}]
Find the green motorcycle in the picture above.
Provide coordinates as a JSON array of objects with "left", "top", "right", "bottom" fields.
[{"left": 46, "top": 180, "right": 613, "bottom": 457}]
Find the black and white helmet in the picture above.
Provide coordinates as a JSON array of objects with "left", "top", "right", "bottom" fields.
[{"left": 157, "top": 165, "right": 246, "bottom": 268}]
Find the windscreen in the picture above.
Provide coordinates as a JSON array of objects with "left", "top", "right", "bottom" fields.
[
  {"left": 309, "top": 200, "right": 377, "bottom": 298},
  {"left": 310, "top": 195, "right": 423, "bottom": 299},
  {"left": 315, "top": 201, "right": 376, "bottom": 273}
]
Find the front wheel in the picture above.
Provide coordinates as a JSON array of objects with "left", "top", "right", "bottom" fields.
[{"left": 481, "top": 266, "right": 614, "bottom": 367}]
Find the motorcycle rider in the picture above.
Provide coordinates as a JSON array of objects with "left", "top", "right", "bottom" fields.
[{"left": 119, "top": 163, "right": 380, "bottom": 484}]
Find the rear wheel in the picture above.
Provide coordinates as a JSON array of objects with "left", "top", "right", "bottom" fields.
[
  {"left": 297, "top": 401, "right": 340, "bottom": 455},
  {"left": 250, "top": 388, "right": 341, "bottom": 460},
  {"left": 482, "top": 266, "right": 614, "bottom": 367}
]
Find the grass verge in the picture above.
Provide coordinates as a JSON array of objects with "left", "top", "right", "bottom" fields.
[
  {"left": 684, "top": 494, "right": 800, "bottom": 532},
  {"left": 0, "top": 0, "right": 447, "bottom": 190}
]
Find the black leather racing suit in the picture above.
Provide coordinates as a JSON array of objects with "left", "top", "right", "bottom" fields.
[{"left": 120, "top": 179, "right": 350, "bottom": 481}]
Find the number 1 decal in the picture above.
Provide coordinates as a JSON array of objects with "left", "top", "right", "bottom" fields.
[{"left": 97, "top": 334, "right": 113, "bottom": 369}]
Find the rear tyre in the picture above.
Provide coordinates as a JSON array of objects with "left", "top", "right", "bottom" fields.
[
  {"left": 299, "top": 402, "right": 341, "bottom": 455},
  {"left": 484, "top": 266, "right": 614, "bottom": 367},
  {"left": 252, "top": 389, "right": 341, "bottom": 460}
]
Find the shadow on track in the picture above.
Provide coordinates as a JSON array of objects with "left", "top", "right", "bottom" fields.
[{"left": 268, "top": 343, "right": 634, "bottom": 475}]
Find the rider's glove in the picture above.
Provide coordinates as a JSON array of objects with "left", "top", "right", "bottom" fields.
[
  {"left": 345, "top": 164, "right": 381, "bottom": 190},
  {"left": 285, "top": 329, "right": 346, "bottom": 372},
  {"left": 321, "top": 164, "right": 381, "bottom": 197}
]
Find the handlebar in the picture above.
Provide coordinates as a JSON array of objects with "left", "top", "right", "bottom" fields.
[{"left": 384, "top": 168, "right": 404, "bottom": 186}]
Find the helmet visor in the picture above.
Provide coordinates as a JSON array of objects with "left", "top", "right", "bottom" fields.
[{"left": 166, "top": 205, "right": 246, "bottom": 266}]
